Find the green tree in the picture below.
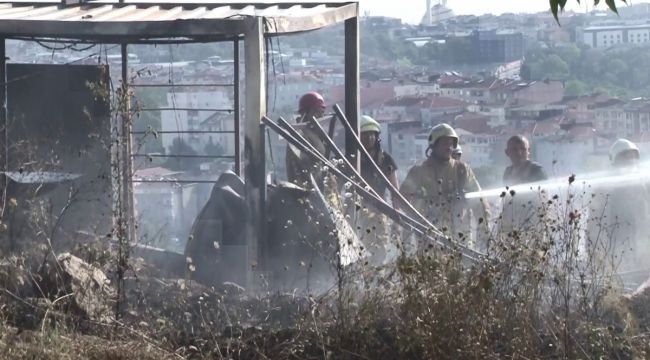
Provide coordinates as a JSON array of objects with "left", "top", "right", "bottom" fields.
[
  {"left": 540, "top": 54, "right": 569, "bottom": 79},
  {"left": 551, "top": 0, "right": 624, "bottom": 22},
  {"left": 565, "top": 80, "right": 588, "bottom": 96},
  {"left": 557, "top": 44, "right": 581, "bottom": 68}
]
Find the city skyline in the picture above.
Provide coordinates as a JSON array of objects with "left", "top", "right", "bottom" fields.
[{"left": 360, "top": 0, "right": 649, "bottom": 24}]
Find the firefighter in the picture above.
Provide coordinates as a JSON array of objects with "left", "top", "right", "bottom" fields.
[
  {"left": 285, "top": 91, "right": 328, "bottom": 188},
  {"left": 400, "top": 123, "right": 489, "bottom": 248},
  {"left": 503, "top": 135, "right": 547, "bottom": 186},
  {"left": 589, "top": 138, "right": 650, "bottom": 272},
  {"left": 356, "top": 115, "right": 399, "bottom": 264},
  {"left": 611, "top": 138, "right": 641, "bottom": 169},
  {"left": 359, "top": 115, "right": 398, "bottom": 201}
]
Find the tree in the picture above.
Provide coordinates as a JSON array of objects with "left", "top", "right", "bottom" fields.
[
  {"left": 165, "top": 137, "right": 200, "bottom": 172},
  {"left": 540, "top": 54, "right": 569, "bottom": 79},
  {"left": 133, "top": 87, "right": 166, "bottom": 154},
  {"left": 203, "top": 138, "right": 224, "bottom": 157},
  {"left": 565, "top": 80, "right": 588, "bottom": 96},
  {"left": 551, "top": 0, "right": 625, "bottom": 22}
]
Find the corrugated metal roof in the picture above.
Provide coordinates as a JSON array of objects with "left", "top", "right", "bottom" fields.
[{"left": 0, "top": 1, "right": 357, "bottom": 40}]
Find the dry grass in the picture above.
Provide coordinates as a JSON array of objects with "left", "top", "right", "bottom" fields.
[{"left": 2, "top": 179, "right": 650, "bottom": 359}]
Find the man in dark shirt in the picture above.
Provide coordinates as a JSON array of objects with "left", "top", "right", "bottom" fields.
[
  {"left": 503, "top": 135, "right": 547, "bottom": 185},
  {"left": 499, "top": 135, "right": 548, "bottom": 237}
]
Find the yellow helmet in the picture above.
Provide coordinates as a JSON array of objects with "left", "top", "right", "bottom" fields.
[
  {"left": 360, "top": 115, "right": 381, "bottom": 133},
  {"left": 609, "top": 138, "right": 639, "bottom": 163},
  {"left": 428, "top": 123, "right": 458, "bottom": 147}
]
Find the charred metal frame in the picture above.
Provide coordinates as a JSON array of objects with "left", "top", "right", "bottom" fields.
[{"left": 0, "top": 0, "right": 360, "bottom": 288}]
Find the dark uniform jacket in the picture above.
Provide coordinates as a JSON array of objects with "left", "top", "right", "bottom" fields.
[
  {"left": 503, "top": 160, "right": 547, "bottom": 186},
  {"left": 360, "top": 150, "right": 397, "bottom": 200}
]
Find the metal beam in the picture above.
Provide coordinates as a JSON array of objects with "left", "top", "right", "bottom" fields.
[
  {"left": 0, "top": 2, "right": 359, "bottom": 40},
  {"left": 263, "top": 3, "right": 358, "bottom": 35},
  {"left": 243, "top": 17, "right": 266, "bottom": 289},
  {"left": 131, "top": 130, "right": 235, "bottom": 134},
  {"left": 120, "top": 43, "right": 136, "bottom": 245},
  {"left": 0, "top": 1, "right": 356, "bottom": 6},
  {"left": 132, "top": 154, "right": 235, "bottom": 159},
  {"left": 130, "top": 83, "right": 235, "bottom": 88},
  {"left": 0, "top": 38, "right": 6, "bottom": 249},
  {"left": 0, "top": 18, "right": 246, "bottom": 39},
  {"left": 344, "top": 14, "right": 359, "bottom": 171},
  {"left": 233, "top": 38, "right": 241, "bottom": 176}
]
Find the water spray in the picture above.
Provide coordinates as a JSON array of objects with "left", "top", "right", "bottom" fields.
[{"left": 465, "top": 166, "right": 650, "bottom": 200}]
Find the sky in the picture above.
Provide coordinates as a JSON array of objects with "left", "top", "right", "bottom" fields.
[{"left": 360, "top": 0, "right": 650, "bottom": 24}]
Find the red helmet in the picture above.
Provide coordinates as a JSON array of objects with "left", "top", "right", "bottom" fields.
[{"left": 298, "top": 91, "right": 325, "bottom": 113}]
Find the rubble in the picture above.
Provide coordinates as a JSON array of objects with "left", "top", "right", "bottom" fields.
[{"left": 39, "top": 253, "right": 116, "bottom": 323}]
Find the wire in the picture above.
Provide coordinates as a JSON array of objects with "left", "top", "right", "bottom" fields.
[
  {"left": 168, "top": 44, "right": 184, "bottom": 144},
  {"left": 36, "top": 40, "right": 97, "bottom": 52},
  {"left": 4, "top": 43, "right": 119, "bottom": 86}
]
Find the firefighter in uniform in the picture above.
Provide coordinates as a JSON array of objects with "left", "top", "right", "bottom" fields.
[
  {"left": 356, "top": 115, "right": 399, "bottom": 263},
  {"left": 399, "top": 123, "right": 490, "bottom": 249},
  {"left": 285, "top": 91, "right": 328, "bottom": 188},
  {"left": 359, "top": 115, "right": 398, "bottom": 201},
  {"left": 589, "top": 139, "right": 650, "bottom": 273}
]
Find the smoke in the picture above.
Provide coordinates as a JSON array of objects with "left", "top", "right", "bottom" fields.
[
  {"left": 466, "top": 161, "right": 650, "bottom": 282},
  {"left": 465, "top": 164, "right": 650, "bottom": 200}
]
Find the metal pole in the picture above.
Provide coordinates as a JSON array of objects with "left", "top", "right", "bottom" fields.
[
  {"left": 233, "top": 39, "right": 241, "bottom": 176},
  {"left": 0, "top": 38, "right": 7, "bottom": 249},
  {"left": 120, "top": 43, "right": 136, "bottom": 245},
  {"left": 344, "top": 15, "right": 360, "bottom": 172},
  {"left": 243, "top": 18, "right": 266, "bottom": 288},
  {"left": 263, "top": 116, "right": 482, "bottom": 263},
  {"left": 333, "top": 104, "right": 434, "bottom": 229}
]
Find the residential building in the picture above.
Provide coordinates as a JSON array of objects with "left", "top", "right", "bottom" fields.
[
  {"left": 535, "top": 126, "right": 610, "bottom": 175},
  {"left": 592, "top": 98, "right": 650, "bottom": 139},
  {"left": 420, "top": 95, "right": 472, "bottom": 126},
  {"left": 577, "top": 24, "right": 650, "bottom": 48},
  {"left": 438, "top": 77, "right": 496, "bottom": 103},
  {"left": 328, "top": 80, "right": 396, "bottom": 117},
  {"left": 454, "top": 113, "right": 501, "bottom": 169},
  {"left": 160, "top": 89, "right": 232, "bottom": 154},
  {"left": 469, "top": 29, "right": 525, "bottom": 64},
  {"left": 386, "top": 121, "right": 427, "bottom": 176},
  {"left": 490, "top": 80, "right": 565, "bottom": 105},
  {"left": 494, "top": 60, "right": 522, "bottom": 80},
  {"left": 394, "top": 82, "right": 440, "bottom": 97}
]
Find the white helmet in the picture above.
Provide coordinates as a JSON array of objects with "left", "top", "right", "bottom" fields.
[
  {"left": 609, "top": 138, "right": 639, "bottom": 163},
  {"left": 360, "top": 115, "right": 381, "bottom": 133},
  {"left": 428, "top": 123, "right": 459, "bottom": 147}
]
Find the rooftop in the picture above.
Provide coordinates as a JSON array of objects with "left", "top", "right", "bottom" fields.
[{"left": 0, "top": 0, "right": 358, "bottom": 41}]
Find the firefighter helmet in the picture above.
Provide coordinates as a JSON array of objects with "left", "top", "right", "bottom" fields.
[
  {"left": 428, "top": 123, "right": 459, "bottom": 147},
  {"left": 609, "top": 138, "right": 640, "bottom": 163},
  {"left": 298, "top": 91, "right": 325, "bottom": 113},
  {"left": 360, "top": 115, "right": 381, "bottom": 134}
]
